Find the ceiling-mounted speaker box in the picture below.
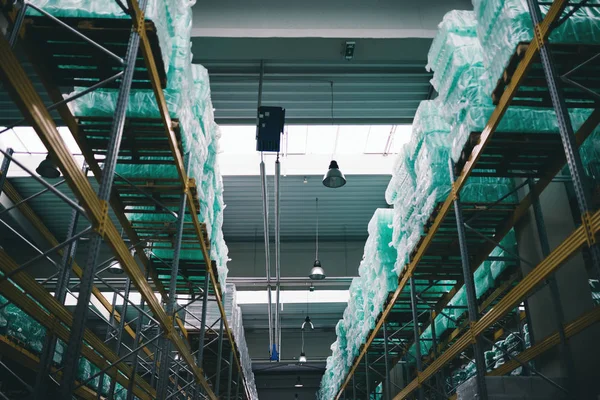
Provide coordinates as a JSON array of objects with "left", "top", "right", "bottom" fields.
[{"left": 256, "top": 106, "right": 286, "bottom": 152}]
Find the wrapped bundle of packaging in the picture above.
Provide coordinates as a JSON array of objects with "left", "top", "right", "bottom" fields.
[
  {"left": 473, "top": 0, "right": 600, "bottom": 94},
  {"left": 429, "top": 34, "right": 484, "bottom": 104},
  {"left": 442, "top": 65, "right": 493, "bottom": 122},
  {"left": 407, "top": 100, "right": 452, "bottom": 158},
  {"left": 427, "top": 10, "right": 478, "bottom": 73},
  {"left": 64, "top": 8, "right": 230, "bottom": 287}
]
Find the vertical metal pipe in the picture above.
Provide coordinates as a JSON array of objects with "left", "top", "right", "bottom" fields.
[
  {"left": 257, "top": 59, "right": 274, "bottom": 359},
  {"left": 59, "top": 1, "right": 148, "bottom": 395},
  {"left": 382, "top": 322, "right": 391, "bottom": 400},
  {"left": 260, "top": 161, "right": 274, "bottom": 358},
  {"left": 526, "top": 0, "right": 600, "bottom": 277},
  {"left": 35, "top": 203, "right": 80, "bottom": 398},
  {"left": 215, "top": 316, "right": 225, "bottom": 395},
  {"left": 98, "top": 290, "right": 119, "bottom": 398},
  {"left": 409, "top": 278, "right": 425, "bottom": 400},
  {"left": 430, "top": 309, "right": 442, "bottom": 399},
  {"left": 108, "top": 277, "right": 131, "bottom": 399},
  {"left": 126, "top": 266, "right": 149, "bottom": 400},
  {"left": 449, "top": 160, "right": 488, "bottom": 400},
  {"left": 193, "top": 264, "right": 212, "bottom": 400},
  {"left": 528, "top": 178, "right": 577, "bottom": 395},
  {"left": 274, "top": 159, "right": 281, "bottom": 360},
  {"left": 227, "top": 349, "right": 234, "bottom": 399}
]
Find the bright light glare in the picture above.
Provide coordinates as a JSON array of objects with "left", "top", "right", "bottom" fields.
[{"left": 236, "top": 289, "right": 349, "bottom": 305}]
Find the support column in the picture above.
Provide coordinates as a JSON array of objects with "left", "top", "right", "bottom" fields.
[
  {"left": 409, "top": 277, "right": 425, "bottom": 400},
  {"left": 35, "top": 194, "right": 81, "bottom": 398},
  {"left": 58, "top": 1, "right": 148, "bottom": 396},
  {"left": 194, "top": 265, "right": 211, "bottom": 400},
  {"left": 215, "top": 314, "right": 225, "bottom": 395},
  {"left": 449, "top": 160, "right": 488, "bottom": 400},
  {"left": 527, "top": 0, "right": 600, "bottom": 277},
  {"left": 108, "top": 278, "right": 131, "bottom": 399},
  {"left": 382, "top": 322, "right": 391, "bottom": 400},
  {"left": 126, "top": 266, "right": 149, "bottom": 400},
  {"left": 365, "top": 352, "right": 370, "bottom": 400},
  {"left": 429, "top": 309, "right": 444, "bottom": 399},
  {"left": 529, "top": 179, "right": 577, "bottom": 394},
  {"left": 227, "top": 349, "right": 234, "bottom": 399},
  {"left": 157, "top": 184, "right": 188, "bottom": 399}
]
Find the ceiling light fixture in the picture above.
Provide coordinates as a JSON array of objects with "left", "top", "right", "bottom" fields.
[
  {"left": 322, "top": 160, "right": 346, "bottom": 188},
  {"left": 107, "top": 260, "right": 124, "bottom": 275},
  {"left": 36, "top": 155, "right": 61, "bottom": 179},
  {"left": 309, "top": 198, "right": 325, "bottom": 280},
  {"left": 298, "top": 352, "right": 307, "bottom": 363},
  {"left": 294, "top": 376, "right": 303, "bottom": 388}
]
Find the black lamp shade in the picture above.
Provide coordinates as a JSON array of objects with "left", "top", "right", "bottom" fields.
[
  {"left": 322, "top": 160, "right": 346, "bottom": 188},
  {"left": 36, "top": 155, "right": 60, "bottom": 179}
]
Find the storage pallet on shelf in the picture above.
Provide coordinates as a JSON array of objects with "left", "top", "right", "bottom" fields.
[
  {"left": 0, "top": 0, "right": 251, "bottom": 397},
  {"left": 332, "top": 2, "right": 600, "bottom": 399}
]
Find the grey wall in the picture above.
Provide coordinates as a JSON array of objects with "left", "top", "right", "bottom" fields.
[
  {"left": 245, "top": 328, "right": 336, "bottom": 362},
  {"left": 516, "top": 181, "right": 600, "bottom": 399},
  {"left": 226, "top": 240, "right": 365, "bottom": 278}
]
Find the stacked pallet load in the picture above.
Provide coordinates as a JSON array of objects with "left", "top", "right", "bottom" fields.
[
  {"left": 20, "top": 0, "right": 256, "bottom": 396},
  {"left": 318, "top": 4, "right": 600, "bottom": 397},
  {"left": 318, "top": 209, "right": 397, "bottom": 399}
]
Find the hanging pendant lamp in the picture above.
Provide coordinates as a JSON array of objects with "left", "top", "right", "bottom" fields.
[
  {"left": 36, "top": 155, "right": 61, "bottom": 179},
  {"left": 309, "top": 198, "right": 326, "bottom": 280}
]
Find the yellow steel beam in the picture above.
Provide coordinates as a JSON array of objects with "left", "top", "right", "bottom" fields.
[
  {"left": 0, "top": 34, "right": 215, "bottom": 399},
  {"left": 394, "top": 208, "right": 599, "bottom": 399},
  {"left": 1, "top": 179, "right": 155, "bottom": 360},
  {"left": 334, "top": 1, "right": 570, "bottom": 397},
  {"left": 0, "top": 254, "right": 154, "bottom": 399},
  {"left": 8, "top": 15, "right": 189, "bottom": 339},
  {"left": 447, "top": 306, "right": 599, "bottom": 400},
  {"left": 0, "top": 335, "right": 102, "bottom": 400}
]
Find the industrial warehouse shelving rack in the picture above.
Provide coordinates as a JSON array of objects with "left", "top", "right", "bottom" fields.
[
  {"left": 0, "top": 0, "right": 250, "bottom": 399},
  {"left": 333, "top": 1, "right": 600, "bottom": 399}
]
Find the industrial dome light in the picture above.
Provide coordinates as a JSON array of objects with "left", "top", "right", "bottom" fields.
[
  {"left": 322, "top": 160, "right": 346, "bottom": 188},
  {"left": 107, "top": 260, "right": 124, "bottom": 275},
  {"left": 294, "top": 376, "right": 303, "bottom": 388},
  {"left": 309, "top": 260, "right": 325, "bottom": 281},
  {"left": 36, "top": 155, "right": 60, "bottom": 179},
  {"left": 298, "top": 352, "right": 307, "bottom": 363}
]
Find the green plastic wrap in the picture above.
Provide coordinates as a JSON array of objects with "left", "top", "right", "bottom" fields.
[
  {"left": 429, "top": 34, "right": 484, "bottom": 103},
  {"left": 407, "top": 100, "right": 452, "bottom": 158},
  {"left": 427, "top": 10, "right": 478, "bottom": 74},
  {"left": 473, "top": 0, "right": 600, "bottom": 94},
  {"left": 450, "top": 106, "right": 599, "bottom": 163}
]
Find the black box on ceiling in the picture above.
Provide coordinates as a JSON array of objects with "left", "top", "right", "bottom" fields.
[{"left": 256, "top": 106, "right": 285, "bottom": 152}]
